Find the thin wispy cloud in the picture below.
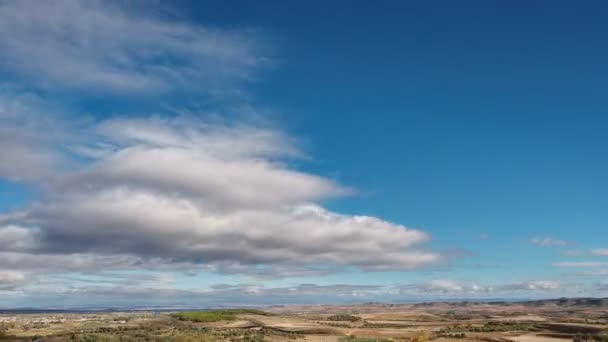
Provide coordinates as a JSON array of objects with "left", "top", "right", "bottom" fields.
[
  {"left": 1, "top": 0, "right": 606, "bottom": 305},
  {"left": 554, "top": 262, "right": 608, "bottom": 268},
  {"left": 0, "top": 0, "right": 267, "bottom": 95},
  {"left": 398, "top": 279, "right": 560, "bottom": 295},
  {"left": 0, "top": 0, "right": 441, "bottom": 298},
  {"left": 591, "top": 248, "right": 608, "bottom": 256},
  {"left": 530, "top": 237, "right": 569, "bottom": 247},
  {"left": 1, "top": 278, "right": 571, "bottom": 307},
  {"left": 560, "top": 249, "right": 583, "bottom": 257}
]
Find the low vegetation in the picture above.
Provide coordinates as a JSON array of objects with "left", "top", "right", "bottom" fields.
[
  {"left": 440, "top": 322, "right": 536, "bottom": 333},
  {"left": 436, "top": 332, "right": 467, "bottom": 338},
  {"left": 363, "top": 322, "right": 412, "bottom": 328},
  {"left": 339, "top": 337, "right": 391, "bottom": 342},
  {"left": 37, "top": 324, "right": 302, "bottom": 342},
  {"left": 326, "top": 314, "right": 362, "bottom": 322},
  {"left": 172, "top": 309, "right": 273, "bottom": 322},
  {"left": 574, "top": 332, "right": 608, "bottom": 342},
  {"left": 2, "top": 299, "right": 607, "bottom": 341}
]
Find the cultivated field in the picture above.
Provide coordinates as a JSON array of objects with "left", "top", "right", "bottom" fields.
[{"left": 1, "top": 298, "right": 607, "bottom": 342}]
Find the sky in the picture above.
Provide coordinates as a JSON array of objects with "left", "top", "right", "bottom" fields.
[{"left": 0, "top": 0, "right": 607, "bottom": 308}]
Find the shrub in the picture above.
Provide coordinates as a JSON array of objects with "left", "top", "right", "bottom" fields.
[
  {"left": 172, "top": 309, "right": 273, "bottom": 322},
  {"left": 338, "top": 337, "right": 391, "bottom": 342},
  {"left": 327, "top": 314, "right": 362, "bottom": 322}
]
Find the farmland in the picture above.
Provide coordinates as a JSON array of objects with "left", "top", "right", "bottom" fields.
[{"left": 1, "top": 298, "right": 607, "bottom": 341}]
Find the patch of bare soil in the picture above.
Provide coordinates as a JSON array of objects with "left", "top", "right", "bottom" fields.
[
  {"left": 301, "top": 335, "right": 340, "bottom": 342},
  {"left": 490, "top": 315, "right": 547, "bottom": 322},
  {"left": 509, "top": 334, "right": 572, "bottom": 342}
]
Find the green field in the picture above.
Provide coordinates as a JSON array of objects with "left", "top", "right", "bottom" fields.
[
  {"left": 327, "top": 314, "right": 362, "bottom": 322},
  {"left": 172, "top": 309, "right": 273, "bottom": 322}
]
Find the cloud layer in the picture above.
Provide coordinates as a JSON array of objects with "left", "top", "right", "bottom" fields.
[
  {"left": 0, "top": 0, "right": 266, "bottom": 95},
  {"left": 591, "top": 248, "right": 608, "bottom": 256},
  {"left": 1, "top": 278, "right": 570, "bottom": 308},
  {"left": 530, "top": 237, "right": 569, "bottom": 247},
  {"left": 0, "top": 111, "right": 440, "bottom": 285},
  {"left": 0, "top": 1, "right": 443, "bottom": 298},
  {"left": 1, "top": 0, "right": 596, "bottom": 305}
]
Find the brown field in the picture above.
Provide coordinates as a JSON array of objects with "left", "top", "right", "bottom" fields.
[{"left": 1, "top": 298, "right": 607, "bottom": 341}]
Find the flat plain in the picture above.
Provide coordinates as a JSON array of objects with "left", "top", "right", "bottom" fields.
[{"left": 1, "top": 298, "right": 607, "bottom": 342}]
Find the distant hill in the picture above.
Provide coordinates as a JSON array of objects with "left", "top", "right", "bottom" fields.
[
  {"left": 407, "top": 297, "right": 608, "bottom": 309},
  {"left": 2, "top": 297, "right": 608, "bottom": 314},
  {"left": 524, "top": 297, "right": 608, "bottom": 307}
]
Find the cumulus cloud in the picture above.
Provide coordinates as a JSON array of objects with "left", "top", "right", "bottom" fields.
[
  {"left": 397, "top": 279, "right": 561, "bottom": 296},
  {"left": 0, "top": 271, "right": 27, "bottom": 288},
  {"left": 0, "top": 1, "right": 601, "bottom": 305},
  {"left": 0, "top": 0, "right": 266, "bottom": 95},
  {"left": 410, "top": 279, "right": 487, "bottom": 294},
  {"left": 2, "top": 282, "right": 394, "bottom": 307},
  {"left": 208, "top": 283, "right": 387, "bottom": 298},
  {"left": 201, "top": 263, "right": 338, "bottom": 279},
  {"left": 530, "top": 237, "right": 569, "bottom": 247},
  {"left": 0, "top": 251, "right": 147, "bottom": 274},
  {"left": 0, "top": 114, "right": 440, "bottom": 280},
  {"left": 0, "top": 279, "right": 570, "bottom": 307},
  {"left": 0, "top": 225, "right": 38, "bottom": 252},
  {"left": 0, "top": 0, "right": 440, "bottom": 286},
  {"left": 498, "top": 280, "right": 560, "bottom": 291}
]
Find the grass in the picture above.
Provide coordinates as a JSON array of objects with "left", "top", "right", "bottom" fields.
[
  {"left": 440, "top": 322, "right": 536, "bottom": 333},
  {"left": 172, "top": 309, "right": 273, "bottom": 322},
  {"left": 338, "top": 337, "right": 391, "bottom": 342},
  {"left": 326, "top": 314, "right": 362, "bottom": 322}
]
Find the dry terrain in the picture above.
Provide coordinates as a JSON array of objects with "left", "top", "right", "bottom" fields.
[{"left": 0, "top": 298, "right": 606, "bottom": 341}]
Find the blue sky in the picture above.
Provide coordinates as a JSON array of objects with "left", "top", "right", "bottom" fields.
[{"left": 0, "top": 0, "right": 607, "bottom": 307}]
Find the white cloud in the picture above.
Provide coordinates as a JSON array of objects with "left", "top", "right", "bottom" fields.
[
  {"left": 397, "top": 279, "right": 561, "bottom": 296},
  {"left": 530, "top": 237, "right": 569, "bottom": 247},
  {"left": 0, "top": 270, "right": 27, "bottom": 290},
  {"left": 0, "top": 90, "right": 74, "bottom": 180},
  {"left": 201, "top": 263, "right": 337, "bottom": 279},
  {"left": 591, "top": 248, "right": 608, "bottom": 256},
  {"left": 527, "top": 280, "right": 560, "bottom": 290},
  {"left": 0, "top": 225, "right": 38, "bottom": 252},
  {"left": 0, "top": 0, "right": 266, "bottom": 95},
  {"left": 423, "top": 279, "right": 473, "bottom": 293},
  {"left": 0, "top": 282, "right": 393, "bottom": 306},
  {"left": 0, "top": 251, "right": 150, "bottom": 274},
  {"left": 0, "top": 271, "right": 26, "bottom": 284},
  {"left": 580, "top": 269, "right": 608, "bottom": 276},
  {"left": 554, "top": 262, "right": 608, "bottom": 268},
  {"left": 0, "top": 115, "right": 440, "bottom": 279},
  {"left": 0, "top": 279, "right": 572, "bottom": 307},
  {"left": 398, "top": 279, "right": 483, "bottom": 295},
  {"left": 0, "top": 1, "right": 440, "bottom": 283},
  {"left": 560, "top": 249, "right": 583, "bottom": 257},
  {"left": 0, "top": 0, "right": 441, "bottom": 283},
  {"left": 499, "top": 280, "right": 560, "bottom": 291}
]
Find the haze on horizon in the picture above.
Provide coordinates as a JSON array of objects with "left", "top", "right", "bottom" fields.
[{"left": 0, "top": 0, "right": 607, "bottom": 308}]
